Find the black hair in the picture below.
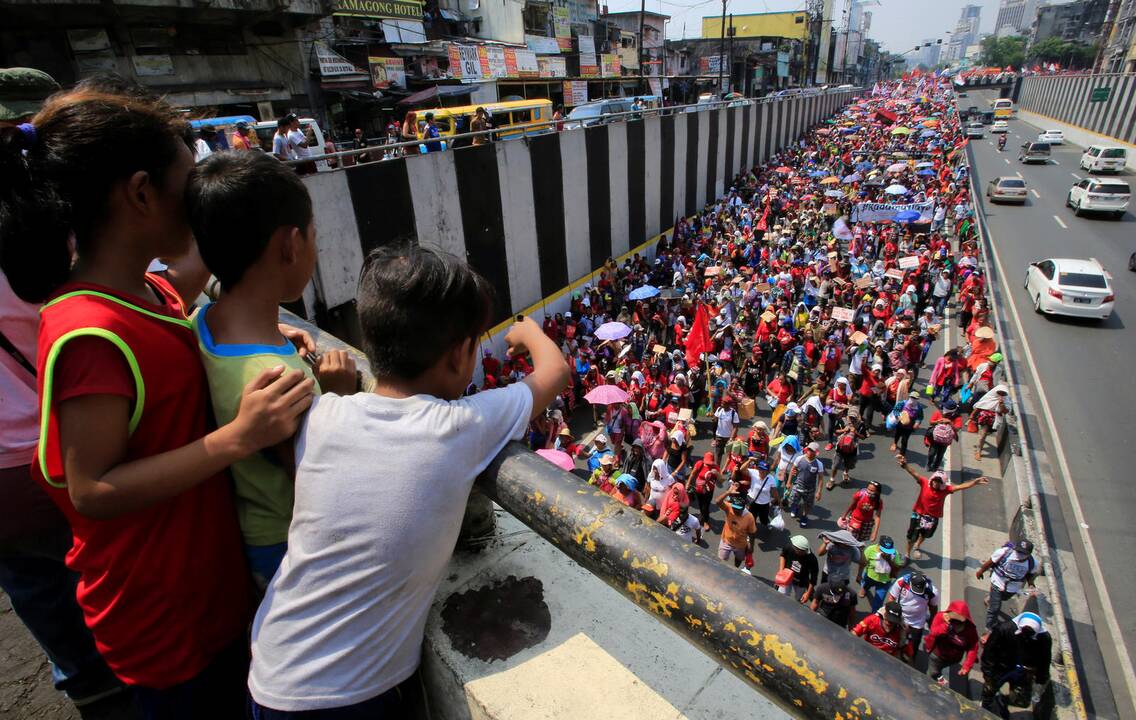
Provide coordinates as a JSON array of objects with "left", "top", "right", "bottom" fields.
[
  {"left": 357, "top": 243, "right": 494, "bottom": 380},
  {"left": 0, "top": 89, "right": 189, "bottom": 302},
  {"left": 185, "top": 151, "right": 312, "bottom": 291}
]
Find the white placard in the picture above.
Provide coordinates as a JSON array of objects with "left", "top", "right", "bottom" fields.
[
  {"left": 831, "top": 307, "right": 856, "bottom": 323},
  {"left": 897, "top": 255, "right": 920, "bottom": 270}
]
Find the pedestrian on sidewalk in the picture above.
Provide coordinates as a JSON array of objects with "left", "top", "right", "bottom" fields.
[
  {"left": 975, "top": 539, "right": 1037, "bottom": 630},
  {"left": 971, "top": 384, "right": 1010, "bottom": 462},
  {"left": 896, "top": 454, "right": 989, "bottom": 561},
  {"left": 923, "top": 600, "right": 980, "bottom": 685},
  {"left": 981, "top": 613, "right": 1051, "bottom": 718}
]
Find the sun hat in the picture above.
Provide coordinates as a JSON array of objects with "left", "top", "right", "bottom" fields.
[
  {"left": 599, "top": 454, "right": 615, "bottom": 466},
  {"left": 790, "top": 535, "right": 810, "bottom": 551}
]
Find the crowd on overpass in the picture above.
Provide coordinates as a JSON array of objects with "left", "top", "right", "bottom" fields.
[
  {"left": 504, "top": 73, "right": 1053, "bottom": 716},
  {"left": 0, "top": 65, "right": 1050, "bottom": 719}
]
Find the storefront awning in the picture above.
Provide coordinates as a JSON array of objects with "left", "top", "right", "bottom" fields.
[{"left": 397, "top": 84, "right": 476, "bottom": 107}]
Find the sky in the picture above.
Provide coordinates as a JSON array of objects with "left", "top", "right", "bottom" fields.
[{"left": 602, "top": 0, "right": 1007, "bottom": 52}]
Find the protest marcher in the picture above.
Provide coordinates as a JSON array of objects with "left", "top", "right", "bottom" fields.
[
  {"left": 810, "top": 577, "right": 859, "bottom": 630},
  {"left": 816, "top": 529, "right": 864, "bottom": 587},
  {"left": 975, "top": 539, "right": 1037, "bottom": 630},
  {"left": 776, "top": 535, "right": 819, "bottom": 602},
  {"left": 785, "top": 441, "right": 824, "bottom": 528},
  {"left": 838, "top": 479, "right": 884, "bottom": 542},
  {"left": 853, "top": 601, "right": 905, "bottom": 657},
  {"left": 896, "top": 455, "right": 989, "bottom": 560},
  {"left": 981, "top": 613, "right": 1052, "bottom": 718},
  {"left": 923, "top": 601, "right": 980, "bottom": 685},
  {"left": 860, "top": 535, "right": 900, "bottom": 612},
  {"left": 715, "top": 482, "right": 756, "bottom": 569},
  {"left": 887, "top": 571, "right": 940, "bottom": 663}
]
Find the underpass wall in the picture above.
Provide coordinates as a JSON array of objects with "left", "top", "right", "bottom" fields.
[
  {"left": 304, "top": 90, "right": 856, "bottom": 350},
  {"left": 1017, "top": 74, "right": 1136, "bottom": 167}
]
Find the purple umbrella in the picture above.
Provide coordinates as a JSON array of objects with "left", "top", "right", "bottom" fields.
[
  {"left": 595, "top": 321, "right": 632, "bottom": 341},
  {"left": 536, "top": 449, "right": 576, "bottom": 471}
]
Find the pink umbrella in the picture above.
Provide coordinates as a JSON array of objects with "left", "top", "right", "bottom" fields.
[
  {"left": 536, "top": 449, "right": 576, "bottom": 471},
  {"left": 584, "top": 385, "right": 630, "bottom": 405}
]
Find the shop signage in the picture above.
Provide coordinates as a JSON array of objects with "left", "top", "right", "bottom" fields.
[
  {"left": 539, "top": 56, "right": 567, "bottom": 78},
  {"left": 369, "top": 56, "right": 406, "bottom": 89},
  {"left": 131, "top": 54, "right": 175, "bottom": 77},
  {"left": 316, "top": 43, "right": 360, "bottom": 76},
  {"left": 333, "top": 0, "right": 424, "bottom": 20},
  {"left": 448, "top": 44, "right": 482, "bottom": 79},
  {"left": 480, "top": 45, "right": 508, "bottom": 78},
  {"left": 563, "top": 80, "right": 588, "bottom": 105},
  {"left": 600, "top": 53, "right": 620, "bottom": 78},
  {"left": 526, "top": 34, "right": 561, "bottom": 55},
  {"left": 554, "top": 6, "right": 571, "bottom": 39}
]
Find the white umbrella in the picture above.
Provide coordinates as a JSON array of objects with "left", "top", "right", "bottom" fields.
[
  {"left": 886, "top": 162, "right": 907, "bottom": 173},
  {"left": 884, "top": 184, "right": 908, "bottom": 195}
]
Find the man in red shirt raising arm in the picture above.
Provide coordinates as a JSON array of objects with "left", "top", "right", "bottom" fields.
[{"left": 896, "top": 454, "right": 988, "bottom": 561}]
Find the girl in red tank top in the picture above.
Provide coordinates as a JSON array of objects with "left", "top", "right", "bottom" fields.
[{"left": 1, "top": 88, "right": 313, "bottom": 711}]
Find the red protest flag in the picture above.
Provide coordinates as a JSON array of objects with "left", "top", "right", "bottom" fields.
[
  {"left": 755, "top": 204, "right": 770, "bottom": 232},
  {"left": 685, "top": 303, "right": 712, "bottom": 368}
]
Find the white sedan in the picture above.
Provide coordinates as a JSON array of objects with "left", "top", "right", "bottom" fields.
[
  {"left": 1024, "top": 257, "right": 1115, "bottom": 320},
  {"left": 1037, "top": 129, "right": 1064, "bottom": 144},
  {"left": 991, "top": 121, "right": 1009, "bottom": 133},
  {"left": 986, "top": 176, "right": 1028, "bottom": 203}
]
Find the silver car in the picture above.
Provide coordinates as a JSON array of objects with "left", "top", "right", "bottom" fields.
[{"left": 986, "top": 176, "right": 1028, "bottom": 204}]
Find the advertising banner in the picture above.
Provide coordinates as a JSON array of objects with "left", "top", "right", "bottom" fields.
[
  {"left": 554, "top": 6, "right": 571, "bottom": 38},
  {"left": 600, "top": 53, "right": 621, "bottom": 78},
  {"left": 849, "top": 201, "right": 935, "bottom": 224},
  {"left": 448, "top": 44, "right": 483, "bottom": 79},
  {"left": 525, "top": 34, "right": 561, "bottom": 55},
  {"left": 539, "top": 56, "right": 567, "bottom": 78},
  {"left": 479, "top": 45, "right": 508, "bottom": 78},
  {"left": 563, "top": 80, "right": 588, "bottom": 105},
  {"left": 369, "top": 56, "right": 406, "bottom": 88}
]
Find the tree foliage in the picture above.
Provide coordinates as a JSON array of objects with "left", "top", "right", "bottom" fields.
[
  {"left": 1027, "top": 37, "right": 1097, "bottom": 68},
  {"left": 980, "top": 35, "right": 1026, "bottom": 69}
]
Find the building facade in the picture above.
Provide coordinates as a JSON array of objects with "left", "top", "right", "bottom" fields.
[
  {"left": 944, "top": 4, "right": 982, "bottom": 63},
  {"left": 994, "top": 0, "right": 1038, "bottom": 36},
  {"left": 0, "top": 0, "right": 327, "bottom": 117},
  {"left": 1029, "top": 0, "right": 1110, "bottom": 45},
  {"left": 1100, "top": 0, "right": 1136, "bottom": 72}
]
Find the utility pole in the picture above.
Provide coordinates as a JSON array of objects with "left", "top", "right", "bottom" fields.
[
  {"left": 638, "top": 0, "right": 646, "bottom": 93},
  {"left": 1093, "top": 0, "right": 1122, "bottom": 73},
  {"left": 727, "top": 14, "right": 735, "bottom": 94},
  {"left": 717, "top": 0, "right": 727, "bottom": 95}
]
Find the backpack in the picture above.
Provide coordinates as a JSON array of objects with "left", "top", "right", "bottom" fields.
[
  {"left": 837, "top": 433, "right": 856, "bottom": 454},
  {"left": 994, "top": 542, "right": 1036, "bottom": 581},
  {"left": 932, "top": 421, "right": 956, "bottom": 445}
]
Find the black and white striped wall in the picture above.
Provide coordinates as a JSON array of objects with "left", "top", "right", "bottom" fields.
[
  {"left": 305, "top": 90, "right": 855, "bottom": 346},
  {"left": 1018, "top": 73, "right": 1136, "bottom": 147}
]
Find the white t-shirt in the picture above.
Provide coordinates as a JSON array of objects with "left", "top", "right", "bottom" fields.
[
  {"left": 673, "top": 514, "right": 701, "bottom": 542},
  {"left": 747, "top": 469, "right": 775, "bottom": 505},
  {"left": 714, "top": 406, "right": 740, "bottom": 439},
  {"left": 0, "top": 272, "right": 39, "bottom": 469},
  {"left": 887, "top": 577, "right": 941, "bottom": 629},
  {"left": 288, "top": 128, "right": 311, "bottom": 158},
  {"left": 990, "top": 547, "right": 1034, "bottom": 593},
  {"left": 248, "top": 383, "right": 533, "bottom": 711},
  {"left": 272, "top": 132, "right": 295, "bottom": 160}
]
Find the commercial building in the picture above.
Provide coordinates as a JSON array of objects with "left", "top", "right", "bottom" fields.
[
  {"left": 601, "top": 9, "right": 669, "bottom": 85},
  {"left": 1029, "top": 0, "right": 1110, "bottom": 45},
  {"left": 0, "top": 0, "right": 327, "bottom": 117},
  {"left": 701, "top": 10, "right": 809, "bottom": 42},
  {"left": 1100, "top": 0, "right": 1136, "bottom": 72},
  {"left": 994, "top": 0, "right": 1039, "bottom": 36}
]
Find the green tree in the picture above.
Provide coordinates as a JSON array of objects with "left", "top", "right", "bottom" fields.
[
  {"left": 980, "top": 35, "right": 1027, "bottom": 69},
  {"left": 1028, "top": 38, "right": 1097, "bottom": 69}
]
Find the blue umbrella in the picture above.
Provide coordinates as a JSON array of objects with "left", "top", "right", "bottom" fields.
[
  {"left": 809, "top": 170, "right": 828, "bottom": 178},
  {"left": 628, "top": 284, "right": 660, "bottom": 301},
  {"left": 842, "top": 173, "right": 862, "bottom": 183},
  {"left": 855, "top": 161, "right": 874, "bottom": 171},
  {"left": 595, "top": 322, "right": 632, "bottom": 341},
  {"left": 917, "top": 168, "right": 936, "bottom": 176},
  {"left": 894, "top": 210, "right": 921, "bottom": 222},
  {"left": 919, "top": 129, "right": 938, "bottom": 138},
  {"left": 825, "top": 189, "right": 845, "bottom": 198},
  {"left": 915, "top": 161, "right": 935, "bottom": 168}
]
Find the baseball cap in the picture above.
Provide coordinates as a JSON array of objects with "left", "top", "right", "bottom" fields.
[
  {"left": 728, "top": 494, "right": 747, "bottom": 511},
  {"left": 883, "top": 601, "right": 902, "bottom": 622},
  {"left": 806, "top": 441, "right": 820, "bottom": 452},
  {"left": 0, "top": 67, "right": 59, "bottom": 121},
  {"left": 1014, "top": 539, "right": 1034, "bottom": 556},
  {"left": 594, "top": 434, "right": 608, "bottom": 444},
  {"left": 909, "top": 572, "right": 928, "bottom": 594},
  {"left": 756, "top": 460, "right": 770, "bottom": 470},
  {"left": 929, "top": 469, "right": 948, "bottom": 483},
  {"left": 878, "top": 535, "right": 896, "bottom": 554}
]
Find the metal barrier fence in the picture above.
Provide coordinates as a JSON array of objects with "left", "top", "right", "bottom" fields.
[
  {"left": 278, "top": 310, "right": 995, "bottom": 720},
  {"left": 286, "top": 88, "right": 861, "bottom": 168}
]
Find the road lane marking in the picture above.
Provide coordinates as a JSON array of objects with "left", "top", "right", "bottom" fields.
[
  {"left": 1004, "top": 157, "right": 1011, "bottom": 164},
  {"left": 1052, "top": 159, "right": 1060, "bottom": 165},
  {"left": 1071, "top": 172, "right": 1082, "bottom": 180},
  {"left": 985, "top": 207, "right": 1136, "bottom": 713},
  {"left": 1031, "top": 189, "right": 1040, "bottom": 198},
  {"left": 1054, "top": 215, "right": 1068, "bottom": 228},
  {"left": 1016, "top": 172, "right": 1024, "bottom": 178}
]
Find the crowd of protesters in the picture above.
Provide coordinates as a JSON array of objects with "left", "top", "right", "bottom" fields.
[
  {"left": 499, "top": 72, "right": 1048, "bottom": 716},
  {"left": 0, "top": 63, "right": 1048, "bottom": 720}
]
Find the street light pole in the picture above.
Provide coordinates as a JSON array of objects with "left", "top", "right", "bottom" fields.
[{"left": 727, "top": 13, "right": 735, "bottom": 94}]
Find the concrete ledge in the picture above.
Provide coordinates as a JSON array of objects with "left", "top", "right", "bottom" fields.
[{"left": 422, "top": 511, "right": 789, "bottom": 720}]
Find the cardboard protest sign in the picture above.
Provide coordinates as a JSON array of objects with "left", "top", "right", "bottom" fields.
[
  {"left": 831, "top": 307, "right": 856, "bottom": 323},
  {"left": 897, "top": 255, "right": 920, "bottom": 270}
]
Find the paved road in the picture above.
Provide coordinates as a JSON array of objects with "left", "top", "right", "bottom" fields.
[{"left": 968, "top": 88, "right": 1136, "bottom": 718}]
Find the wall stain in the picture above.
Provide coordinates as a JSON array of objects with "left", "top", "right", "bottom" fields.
[{"left": 441, "top": 575, "right": 551, "bottom": 662}]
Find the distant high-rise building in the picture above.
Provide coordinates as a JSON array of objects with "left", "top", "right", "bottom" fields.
[
  {"left": 944, "top": 4, "right": 982, "bottom": 62},
  {"left": 994, "top": 0, "right": 1038, "bottom": 35}
]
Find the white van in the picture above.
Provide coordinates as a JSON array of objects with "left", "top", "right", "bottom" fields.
[
  {"left": 253, "top": 118, "right": 332, "bottom": 172},
  {"left": 1080, "top": 145, "right": 1128, "bottom": 174}
]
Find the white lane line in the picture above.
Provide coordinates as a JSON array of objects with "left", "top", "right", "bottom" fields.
[
  {"left": 1004, "top": 157, "right": 1011, "bottom": 165},
  {"left": 1016, "top": 172, "right": 1024, "bottom": 179},
  {"left": 1031, "top": 189, "right": 1041, "bottom": 199},
  {"left": 1054, "top": 215, "right": 1068, "bottom": 229},
  {"left": 986, "top": 211, "right": 1136, "bottom": 711},
  {"left": 1071, "top": 172, "right": 1082, "bottom": 180},
  {"left": 1052, "top": 159, "right": 1060, "bottom": 165}
]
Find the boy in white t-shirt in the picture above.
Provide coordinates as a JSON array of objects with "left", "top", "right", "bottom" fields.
[{"left": 248, "top": 244, "right": 570, "bottom": 716}]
